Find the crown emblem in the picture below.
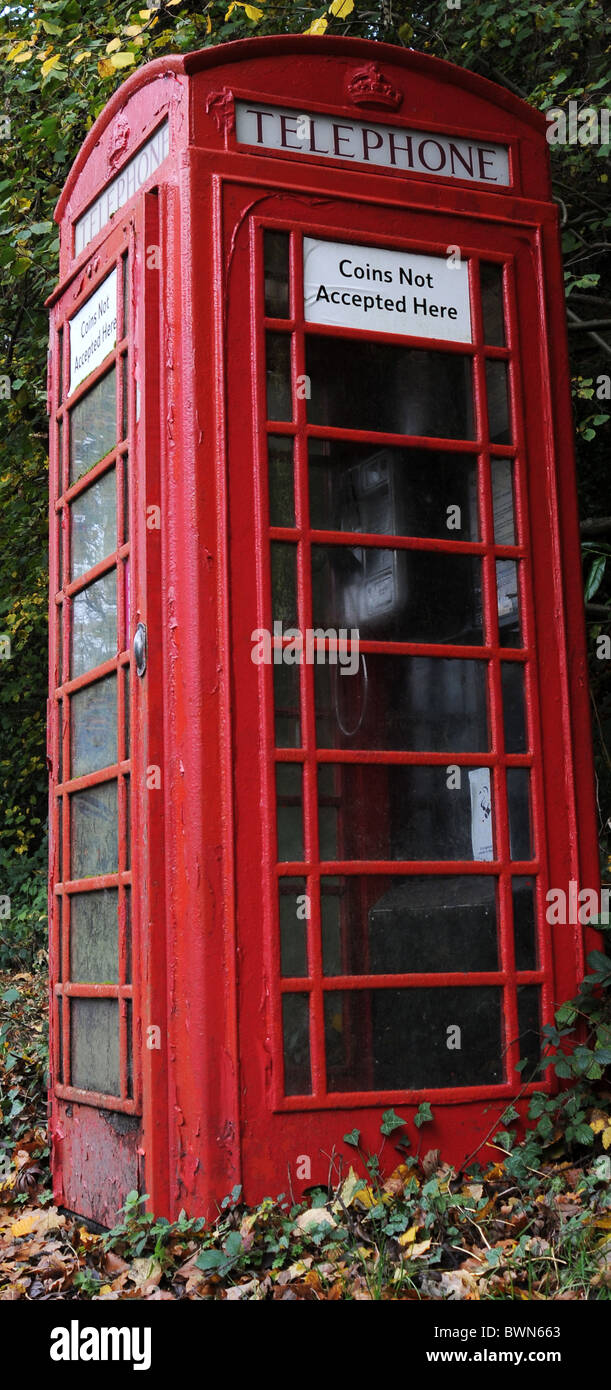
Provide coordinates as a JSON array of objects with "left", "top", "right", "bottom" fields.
[
  {"left": 107, "top": 115, "right": 130, "bottom": 174},
  {"left": 346, "top": 63, "right": 403, "bottom": 111}
]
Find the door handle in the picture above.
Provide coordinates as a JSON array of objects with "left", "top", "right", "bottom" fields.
[{"left": 134, "top": 621, "right": 147, "bottom": 678}]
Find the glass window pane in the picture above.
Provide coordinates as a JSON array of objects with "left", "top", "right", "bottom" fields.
[
  {"left": 70, "top": 368, "right": 117, "bottom": 484},
  {"left": 513, "top": 876, "right": 537, "bottom": 971},
  {"left": 122, "top": 454, "right": 130, "bottom": 543},
  {"left": 122, "top": 253, "right": 129, "bottom": 337},
  {"left": 492, "top": 459, "right": 515, "bottom": 545},
  {"left": 270, "top": 541, "right": 298, "bottom": 628},
  {"left": 324, "top": 986, "right": 503, "bottom": 1091},
  {"left": 123, "top": 664, "right": 130, "bottom": 759},
  {"left": 307, "top": 339, "right": 474, "bottom": 440},
  {"left": 71, "top": 569, "right": 117, "bottom": 678},
  {"left": 315, "top": 655, "right": 489, "bottom": 752},
  {"left": 309, "top": 441, "right": 479, "bottom": 540},
  {"left": 486, "top": 360, "right": 511, "bottom": 444},
  {"left": 517, "top": 984, "right": 541, "bottom": 1072},
  {"left": 501, "top": 661, "right": 527, "bottom": 753},
  {"left": 274, "top": 661, "right": 301, "bottom": 747},
  {"left": 71, "top": 780, "right": 118, "bottom": 879},
  {"left": 282, "top": 993, "right": 311, "bottom": 1095},
  {"left": 480, "top": 263, "right": 506, "bottom": 346},
  {"left": 317, "top": 763, "right": 494, "bottom": 862},
  {"left": 276, "top": 763, "right": 304, "bottom": 861},
  {"left": 71, "top": 998, "right": 119, "bottom": 1094},
  {"left": 264, "top": 230, "right": 290, "bottom": 318},
  {"left": 121, "top": 353, "right": 128, "bottom": 442},
  {"left": 268, "top": 436, "right": 295, "bottom": 528},
  {"left": 71, "top": 675, "right": 117, "bottom": 778},
  {"left": 496, "top": 559, "right": 521, "bottom": 647},
  {"left": 71, "top": 468, "right": 117, "bottom": 580},
  {"left": 279, "top": 877, "right": 308, "bottom": 977},
  {"left": 321, "top": 874, "right": 498, "bottom": 975},
  {"left": 312, "top": 545, "right": 483, "bottom": 644},
  {"left": 507, "top": 768, "right": 533, "bottom": 861},
  {"left": 70, "top": 888, "right": 119, "bottom": 983},
  {"left": 266, "top": 333, "right": 292, "bottom": 421}
]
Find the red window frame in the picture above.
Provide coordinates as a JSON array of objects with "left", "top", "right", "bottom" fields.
[
  {"left": 230, "top": 196, "right": 557, "bottom": 1122},
  {"left": 49, "top": 225, "right": 137, "bottom": 1115}
]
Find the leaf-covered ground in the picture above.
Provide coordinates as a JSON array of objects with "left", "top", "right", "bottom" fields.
[{"left": 1, "top": 969, "right": 611, "bottom": 1301}]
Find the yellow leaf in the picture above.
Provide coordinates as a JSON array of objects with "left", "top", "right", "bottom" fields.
[
  {"left": 11, "top": 1215, "right": 35, "bottom": 1237},
  {"left": 73, "top": 52, "right": 90, "bottom": 64},
  {"left": 98, "top": 58, "right": 116, "bottom": 78},
  {"left": 244, "top": 3, "right": 264, "bottom": 17},
  {"left": 590, "top": 1114, "right": 608, "bottom": 1135},
  {"left": 398, "top": 1225, "right": 418, "bottom": 1246},
  {"left": 139, "top": 8, "right": 152, "bottom": 15},
  {"left": 7, "top": 41, "right": 28, "bottom": 60},
  {"left": 110, "top": 52, "right": 137, "bottom": 68},
  {"left": 41, "top": 54, "right": 61, "bottom": 76},
  {"left": 329, "top": 0, "right": 354, "bottom": 16},
  {"left": 410, "top": 1238, "right": 432, "bottom": 1259},
  {"left": 13, "top": 50, "right": 34, "bottom": 63},
  {"left": 603, "top": 1128, "right": 611, "bottom": 1151},
  {"left": 205, "top": 13, "right": 212, "bottom": 33},
  {"left": 106, "top": 38, "right": 122, "bottom": 53},
  {"left": 225, "top": 1, "right": 237, "bottom": 16},
  {"left": 594, "top": 1215, "right": 611, "bottom": 1230},
  {"left": 304, "top": 15, "right": 328, "bottom": 35},
  {"left": 99, "top": 1284, "right": 112, "bottom": 1295},
  {"left": 123, "top": 24, "right": 145, "bottom": 35}
]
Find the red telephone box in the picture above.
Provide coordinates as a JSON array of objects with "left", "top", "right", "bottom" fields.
[{"left": 47, "top": 35, "right": 600, "bottom": 1225}]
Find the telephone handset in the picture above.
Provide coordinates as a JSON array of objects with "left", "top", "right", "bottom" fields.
[{"left": 328, "top": 446, "right": 482, "bottom": 643}]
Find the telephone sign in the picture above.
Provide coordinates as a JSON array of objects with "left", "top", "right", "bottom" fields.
[{"left": 47, "top": 36, "right": 599, "bottom": 1225}]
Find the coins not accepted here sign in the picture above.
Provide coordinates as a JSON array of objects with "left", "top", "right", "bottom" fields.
[{"left": 304, "top": 237, "right": 472, "bottom": 344}]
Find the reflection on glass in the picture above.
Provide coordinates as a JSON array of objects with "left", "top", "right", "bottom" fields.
[
  {"left": 123, "top": 664, "right": 130, "bottom": 759},
  {"left": 268, "top": 436, "right": 295, "bottom": 527},
  {"left": 264, "top": 230, "right": 290, "bottom": 318},
  {"left": 70, "top": 888, "right": 119, "bottom": 983},
  {"left": 279, "top": 877, "right": 308, "bottom": 977},
  {"left": 70, "top": 368, "right": 117, "bottom": 484},
  {"left": 501, "top": 661, "right": 527, "bottom": 753},
  {"left": 507, "top": 768, "right": 532, "bottom": 861},
  {"left": 71, "top": 780, "right": 118, "bottom": 879},
  {"left": 71, "top": 675, "right": 117, "bottom": 778},
  {"left": 324, "top": 986, "right": 503, "bottom": 1090},
  {"left": 57, "top": 417, "right": 64, "bottom": 500},
  {"left": 513, "top": 876, "right": 537, "bottom": 970},
  {"left": 312, "top": 545, "right": 483, "bottom": 644},
  {"left": 315, "top": 655, "right": 489, "bottom": 752},
  {"left": 121, "top": 353, "right": 128, "bottom": 441},
  {"left": 282, "top": 993, "right": 311, "bottom": 1095},
  {"left": 71, "top": 569, "right": 117, "bottom": 678},
  {"left": 122, "top": 454, "right": 129, "bottom": 542},
  {"left": 270, "top": 541, "right": 298, "bottom": 628},
  {"left": 486, "top": 360, "right": 511, "bottom": 444},
  {"left": 122, "top": 253, "right": 129, "bottom": 337},
  {"left": 276, "top": 763, "right": 304, "bottom": 861},
  {"left": 274, "top": 661, "right": 301, "bottom": 747},
  {"left": 496, "top": 559, "right": 521, "bottom": 647},
  {"left": 71, "top": 998, "right": 119, "bottom": 1094},
  {"left": 480, "top": 263, "right": 506, "bottom": 346},
  {"left": 71, "top": 468, "right": 117, "bottom": 580},
  {"left": 517, "top": 984, "right": 541, "bottom": 1072},
  {"left": 266, "top": 333, "right": 292, "bottom": 421},
  {"left": 307, "top": 339, "right": 474, "bottom": 440},
  {"left": 321, "top": 874, "right": 499, "bottom": 974},
  {"left": 58, "top": 327, "right": 64, "bottom": 404},
  {"left": 492, "top": 459, "right": 515, "bottom": 545},
  {"left": 309, "top": 441, "right": 479, "bottom": 540},
  {"left": 317, "top": 763, "right": 494, "bottom": 862}
]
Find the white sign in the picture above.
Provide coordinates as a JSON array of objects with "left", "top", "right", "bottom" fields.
[
  {"left": 69, "top": 268, "right": 117, "bottom": 395},
  {"left": 236, "top": 102, "right": 510, "bottom": 186},
  {"left": 469, "top": 767, "right": 494, "bottom": 863},
  {"left": 304, "top": 237, "right": 472, "bottom": 343},
  {"left": 74, "top": 119, "right": 169, "bottom": 256}
]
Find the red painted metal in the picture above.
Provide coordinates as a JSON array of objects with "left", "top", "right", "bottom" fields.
[{"left": 47, "top": 36, "right": 599, "bottom": 1224}]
